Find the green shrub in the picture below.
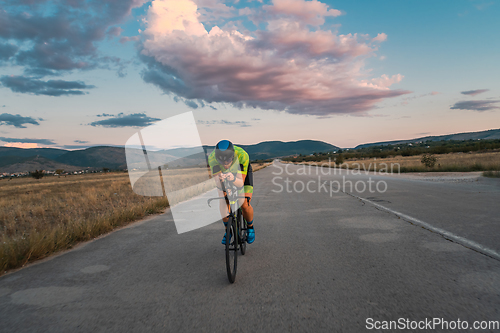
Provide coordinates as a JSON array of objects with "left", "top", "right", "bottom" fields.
[
  {"left": 30, "top": 170, "right": 45, "bottom": 179},
  {"left": 336, "top": 153, "right": 344, "bottom": 165},
  {"left": 421, "top": 154, "right": 437, "bottom": 168}
]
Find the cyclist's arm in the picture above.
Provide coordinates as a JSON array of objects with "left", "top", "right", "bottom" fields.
[
  {"left": 235, "top": 173, "right": 245, "bottom": 188},
  {"left": 234, "top": 148, "right": 250, "bottom": 188},
  {"left": 210, "top": 164, "right": 224, "bottom": 190},
  {"left": 210, "top": 158, "right": 246, "bottom": 188},
  {"left": 233, "top": 152, "right": 249, "bottom": 188},
  {"left": 220, "top": 172, "right": 244, "bottom": 188}
]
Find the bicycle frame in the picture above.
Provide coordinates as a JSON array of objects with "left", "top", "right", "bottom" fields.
[
  {"left": 207, "top": 176, "right": 246, "bottom": 217},
  {"left": 207, "top": 173, "right": 247, "bottom": 283}
]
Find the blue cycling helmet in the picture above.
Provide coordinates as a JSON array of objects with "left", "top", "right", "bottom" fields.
[{"left": 215, "top": 140, "right": 235, "bottom": 164}]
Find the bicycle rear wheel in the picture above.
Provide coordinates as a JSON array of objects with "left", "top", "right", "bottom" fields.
[
  {"left": 238, "top": 210, "right": 247, "bottom": 255},
  {"left": 225, "top": 216, "right": 238, "bottom": 283}
]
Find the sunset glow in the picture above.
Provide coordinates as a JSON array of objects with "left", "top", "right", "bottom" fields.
[{"left": 3, "top": 143, "right": 41, "bottom": 149}]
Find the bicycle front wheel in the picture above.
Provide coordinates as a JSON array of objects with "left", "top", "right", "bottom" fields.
[
  {"left": 238, "top": 210, "right": 247, "bottom": 255},
  {"left": 225, "top": 216, "right": 238, "bottom": 283}
]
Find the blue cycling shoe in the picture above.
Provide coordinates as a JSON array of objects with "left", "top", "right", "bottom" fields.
[
  {"left": 221, "top": 232, "right": 232, "bottom": 245},
  {"left": 247, "top": 228, "right": 255, "bottom": 244}
]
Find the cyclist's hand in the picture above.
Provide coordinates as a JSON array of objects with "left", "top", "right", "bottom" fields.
[
  {"left": 220, "top": 172, "right": 235, "bottom": 182},
  {"left": 217, "top": 173, "right": 226, "bottom": 183}
]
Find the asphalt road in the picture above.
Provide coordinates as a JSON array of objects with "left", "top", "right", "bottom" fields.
[{"left": 1, "top": 162, "right": 499, "bottom": 332}]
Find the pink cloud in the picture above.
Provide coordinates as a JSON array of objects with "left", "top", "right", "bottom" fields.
[
  {"left": 140, "top": 0, "right": 410, "bottom": 116},
  {"left": 372, "top": 33, "right": 387, "bottom": 42},
  {"left": 265, "top": 0, "right": 342, "bottom": 26},
  {"left": 193, "top": 0, "right": 237, "bottom": 23},
  {"left": 254, "top": 21, "right": 373, "bottom": 59}
]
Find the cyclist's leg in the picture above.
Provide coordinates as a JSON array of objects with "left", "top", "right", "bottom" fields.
[
  {"left": 241, "top": 193, "right": 253, "bottom": 222},
  {"left": 241, "top": 164, "right": 255, "bottom": 243},
  {"left": 218, "top": 189, "right": 230, "bottom": 223},
  {"left": 241, "top": 192, "right": 254, "bottom": 243},
  {"left": 241, "top": 163, "right": 254, "bottom": 224}
]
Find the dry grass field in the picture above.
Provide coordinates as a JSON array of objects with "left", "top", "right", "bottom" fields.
[
  {"left": 252, "top": 162, "right": 271, "bottom": 172},
  {"left": 0, "top": 172, "right": 168, "bottom": 275},
  {"left": 0, "top": 162, "right": 270, "bottom": 275},
  {"left": 291, "top": 152, "right": 500, "bottom": 173}
]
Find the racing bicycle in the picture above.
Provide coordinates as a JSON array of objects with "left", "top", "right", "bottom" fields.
[{"left": 208, "top": 174, "right": 247, "bottom": 283}]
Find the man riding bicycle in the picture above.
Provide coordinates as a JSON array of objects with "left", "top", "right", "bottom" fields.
[{"left": 208, "top": 140, "right": 255, "bottom": 245}]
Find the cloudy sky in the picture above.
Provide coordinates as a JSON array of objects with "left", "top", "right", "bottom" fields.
[{"left": 0, "top": 0, "right": 499, "bottom": 149}]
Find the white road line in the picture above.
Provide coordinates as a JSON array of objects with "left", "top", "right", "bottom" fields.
[
  {"left": 281, "top": 162, "right": 500, "bottom": 261},
  {"left": 350, "top": 193, "right": 500, "bottom": 261}
]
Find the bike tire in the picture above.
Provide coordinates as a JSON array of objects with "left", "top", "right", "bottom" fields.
[
  {"left": 239, "top": 210, "right": 247, "bottom": 255},
  {"left": 225, "top": 216, "right": 238, "bottom": 283}
]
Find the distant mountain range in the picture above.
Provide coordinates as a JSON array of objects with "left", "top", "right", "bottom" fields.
[
  {"left": 354, "top": 128, "right": 500, "bottom": 149},
  {"left": 1, "top": 128, "right": 498, "bottom": 173},
  {"left": 0, "top": 140, "right": 339, "bottom": 173},
  {"left": 211, "top": 140, "right": 340, "bottom": 160},
  {"left": 0, "top": 146, "right": 128, "bottom": 174}
]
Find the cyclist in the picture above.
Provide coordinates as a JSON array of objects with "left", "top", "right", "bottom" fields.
[{"left": 208, "top": 140, "right": 255, "bottom": 245}]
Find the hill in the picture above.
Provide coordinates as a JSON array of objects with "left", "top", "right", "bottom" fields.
[
  {"left": 0, "top": 147, "right": 68, "bottom": 160},
  {"left": 55, "top": 146, "right": 127, "bottom": 170},
  {"left": 355, "top": 128, "right": 500, "bottom": 149},
  {"left": 2, "top": 128, "right": 499, "bottom": 173},
  {"left": 0, "top": 156, "right": 32, "bottom": 168},
  {"left": 236, "top": 140, "right": 339, "bottom": 160},
  {"left": 132, "top": 140, "right": 339, "bottom": 162},
  {"left": 0, "top": 156, "right": 82, "bottom": 174}
]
